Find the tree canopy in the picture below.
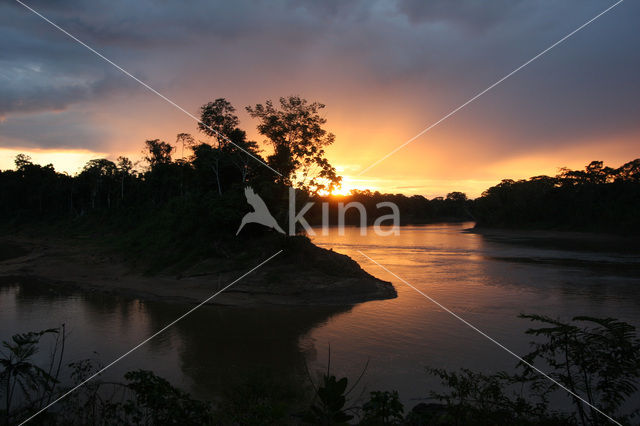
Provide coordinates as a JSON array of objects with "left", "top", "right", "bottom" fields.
[
  {"left": 0, "top": 96, "right": 345, "bottom": 265},
  {"left": 472, "top": 159, "right": 640, "bottom": 233},
  {"left": 246, "top": 96, "right": 341, "bottom": 194}
]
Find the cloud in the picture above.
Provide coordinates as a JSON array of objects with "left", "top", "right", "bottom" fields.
[
  {"left": 0, "top": 68, "right": 133, "bottom": 118},
  {"left": 0, "top": 109, "right": 112, "bottom": 150},
  {"left": 396, "top": 0, "right": 526, "bottom": 32},
  {"left": 1, "top": 0, "right": 638, "bottom": 190},
  {"left": 0, "top": 3, "right": 139, "bottom": 119}
]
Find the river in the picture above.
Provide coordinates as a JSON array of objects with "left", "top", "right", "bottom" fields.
[{"left": 1, "top": 223, "right": 639, "bottom": 410}]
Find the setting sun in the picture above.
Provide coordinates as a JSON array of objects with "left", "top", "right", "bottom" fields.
[
  {"left": 317, "top": 185, "right": 352, "bottom": 197},
  {"left": 330, "top": 186, "right": 352, "bottom": 196}
]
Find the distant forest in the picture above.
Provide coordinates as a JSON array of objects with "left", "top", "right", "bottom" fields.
[
  {"left": 1, "top": 96, "right": 639, "bottom": 243},
  {"left": 0, "top": 96, "right": 473, "bottom": 240},
  {"left": 310, "top": 158, "right": 640, "bottom": 233},
  {"left": 473, "top": 159, "right": 640, "bottom": 234}
]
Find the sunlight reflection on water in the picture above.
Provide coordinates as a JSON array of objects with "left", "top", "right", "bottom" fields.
[
  {"left": 306, "top": 223, "right": 640, "bottom": 405},
  {"left": 1, "top": 223, "right": 639, "bottom": 409}
]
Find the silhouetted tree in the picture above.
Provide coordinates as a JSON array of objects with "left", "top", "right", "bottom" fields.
[
  {"left": 614, "top": 159, "right": 640, "bottom": 182},
  {"left": 473, "top": 159, "right": 640, "bottom": 233},
  {"left": 198, "top": 98, "right": 239, "bottom": 143},
  {"left": 246, "top": 96, "right": 341, "bottom": 194},
  {"left": 79, "top": 159, "right": 117, "bottom": 209},
  {"left": 14, "top": 153, "right": 32, "bottom": 170},
  {"left": 175, "top": 132, "right": 195, "bottom": 161},
  {"left": 144, "top": 139, "right": 173, "bottom": 168},
  {"left": 446, "top": 192, "right": 467, "bottom": 202},
  {"left": 116, "top": 156, "right": 133, "bottom": 201},
  {"left": 196, "top": 99, "right": 261, "bottom": 194}
]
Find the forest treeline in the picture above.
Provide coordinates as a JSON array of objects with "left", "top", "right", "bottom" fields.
[
  {"left": 3, "top": 151, "right": 638, "bottom": 235},
  {"left": 0, "top": 96, "right": 348, "bottom": 270},
  {"left": 1, "top": 94, "right": 638, "bottom": 239},
  {"left": 472, "top": 159, "right": 640, "bottom": 234},
  {"left": 319, "top": 158, "right": 640, "bottom": 232},
  {"left": 306, "top": 190, "right": 471, "bottom": 226},
  {"left": 0, "top": 95, "right": 472, "bottom": 249},
  {"left": 0, "top": 96, "right": 339, "bottom": 225}
]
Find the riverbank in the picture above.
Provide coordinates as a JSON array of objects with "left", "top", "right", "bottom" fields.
[
  {"left": 469, "top": 226, "right": 640, "bottom": 254},
  {"left": 0, "top": 235, "right": 396, "bottom": 306}
]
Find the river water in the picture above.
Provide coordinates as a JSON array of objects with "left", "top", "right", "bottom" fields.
[{"left": 1, "top": 223, "right": 639, "bottom": 409}]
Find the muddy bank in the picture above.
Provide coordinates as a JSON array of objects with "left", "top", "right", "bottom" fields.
[{"left": 0, "top": 236, "right": 396, "bottom": 306}]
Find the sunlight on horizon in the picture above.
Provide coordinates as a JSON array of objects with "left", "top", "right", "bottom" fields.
[
  {"left": 2, "top": 146, "right": 637, "bottom": 199},
  {"left": 0, "top": 149, "right": 572, "bottom": 199},
  {"left": 0, "top": 148, "right": 110, "bottom": 175}
]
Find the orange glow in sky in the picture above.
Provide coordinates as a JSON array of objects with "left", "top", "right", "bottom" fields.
[
  {"left": 2, "top": 127, "right": 638, "bottom": 199},
  {"left": 1, "top": 1, "right": 638, "bottom": 199},
  {"left": 0, "top": 148, "right": 108, "bottom": 175}
]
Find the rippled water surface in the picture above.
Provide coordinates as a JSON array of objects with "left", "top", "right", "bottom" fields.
[
  {"left": 2, "top": 223, "right": 639, "bottom": 407},
  {"left": 307, "top": 223, "right": 640, "bottom": 404}
]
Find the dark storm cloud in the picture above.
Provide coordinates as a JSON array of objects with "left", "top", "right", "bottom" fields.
[
  {"left": 375, "top": 0, "right": 640, "bottom": 156},
  {"left": 0, "top": 69, "right": 133, "bottom": 117},
  {"left": 0, "top": 2, "right": 138, "bottom": 118},
  {"left": 445, "top": 0, "right": 640, "bottom": 154},
  {"left": 0, "top": 0, "right": 638, "bottom": 156},
  {"left": 0, "top": 0, "right": 359, "bottom": 120},
  {"left": 0, "top": 110, "right": 111, "bottom": 150},
  {"left": 4, "top": 0, "right": 358, "bottom": 46},
  {"left": 396, "top": 0, "right": 526, "bottom": 31}
]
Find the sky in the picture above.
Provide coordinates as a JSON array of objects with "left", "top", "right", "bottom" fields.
[{"left": 1, "top": 0, "right": 639, "bottom": 197}]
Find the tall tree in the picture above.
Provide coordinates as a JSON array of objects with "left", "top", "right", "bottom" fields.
[
  {"left": 144, "top": 139, "right": 173, "bottom": 168},
  {"left": 116, "top": 156, "right": 133, "bottom": 201},
  {"left": 615, "top": 159, "right": 640, "bottom": 182},
  {"left": 246, "top": 96, "right": 341, "bottom": 193},
  {"left": 80, "top": 159, "right": 117, "bottom": 209},
  {"left": 198, "top": 99, "right": 239, "bottom": 146},
  {"left": 197, "top": 99, "right": 261, "bottom": 193},
  {"left": 14, "top": 154, "right": 33, "bottom": 170},
  {"left": 176, "top": 133, "right": 195, "bottom": 161}
]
